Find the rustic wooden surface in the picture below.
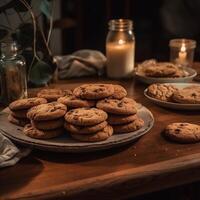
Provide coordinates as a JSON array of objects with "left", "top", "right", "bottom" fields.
[{"left": 1, "top": 64, "right": 200, "bottom": 200}]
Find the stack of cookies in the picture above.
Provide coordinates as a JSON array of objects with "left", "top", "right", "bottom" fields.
[
  {"left": 37, "top": 88, "right": 72, "bottom": 102},
  {"left": 24, "top": 102, "right": 67, "bottom": 139},
  {"left": 96, "top": 98, "right": 144, "bottom": 133},
  {"left": 8, "top": 97, "right": 47, "bottom": 126},
  {"left": 64, "top": 108, "right": 113, "bottom": 142}
]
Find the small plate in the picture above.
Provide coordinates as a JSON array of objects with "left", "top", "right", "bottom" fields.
[
  {"left": 144, "top": 83, "right": 200, "bottom": 110},
  {"left": 0, "top": 106, "right": 154, "bottom": 153},
  {"left": 135, "top": 66, "right": 197, "bottom": 84}
]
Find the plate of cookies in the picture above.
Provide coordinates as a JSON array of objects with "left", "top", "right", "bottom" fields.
[
  {"left": 0, "top": 84, "right": 154, "bottom": 152},
  {"left": 135, "top": 59, "right": 197, "bottom": 84},
  {"left": 144, "top": 83, "right": 200, "bottom": 110}
]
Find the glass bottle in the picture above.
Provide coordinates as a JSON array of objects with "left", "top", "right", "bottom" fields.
[
  {"left": 106, "top": 19, "right": 135, "bottom": 78},
  {"left": 0, "top": 41, "right": 27, "bottom": 105}
]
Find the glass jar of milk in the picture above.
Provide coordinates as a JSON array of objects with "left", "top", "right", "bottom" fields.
[{"left": 106, "top": 19, "right": 135, "bottom": 78}]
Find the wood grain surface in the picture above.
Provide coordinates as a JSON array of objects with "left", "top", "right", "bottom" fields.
[{"left": 1, "top": 65, "right": 200, "bottom": 200}]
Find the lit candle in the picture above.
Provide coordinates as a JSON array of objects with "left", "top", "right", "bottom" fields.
[
  {"left": 106, "top": 39, "right": 135, "bottom": 78},
  {"left": 177, "top": 43, "right": 187, "bottom": 65}
]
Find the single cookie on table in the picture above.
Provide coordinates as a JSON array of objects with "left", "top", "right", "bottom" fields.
[
  {"left": 112, "top": 118, "right": 144, "bottom": 134},
  {"left": 10, "top": 109, "right": 28, "bottom": 119},
  {"left": 65, "top": 108, "right": 108, "bottom": 126},
  {"left": 31, "top": 118, "right": 64, "bottom": 130},
  {"left": 27, "top": 102, "right": 67, "bottom": 121},
  {"left": 73, "top": 84, "right": 114, "bottom": 100},
  {"left": 9, "top": 97, "right": 47, "bottom": 111},
  {"left": 70, "top": 125, "right": 113, "bottom": 142},
  {"left": 64, "top": 121, "right": 107, "bottom": 134},
  {"left": 111, "top": 85, "right": 127, "bottom": 99},
  {"left": 144, "top": 62, "right": 177, "bottom": 77},
  {"left": 37, "top": 88, "right": 69, "bottom": 102},
  {"left": 164, "top": 123, "right": 200, "bottom": 143},
  {"left": 57, "top": 93, "right": 95, "bottom": 108},
  {"left": 23, "top": 124, "right": 64, "bottom": 139},
  {"left": 107, "top": 114, "right": 137, "bottom": 125},
  {"left": 147, "top": 83, "right": 178, "bottom": 102},
  {"left": 96, "top": 97, "right": 137, "bottom": 115},
  {"left": 172, "top": 87, "right": 200, "bottom": 104},
  {"left": 8, "top": 114, "right": 29, "bottom": 127}
]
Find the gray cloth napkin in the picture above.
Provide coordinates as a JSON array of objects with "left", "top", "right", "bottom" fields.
[
  {"left": 0, "top": 130, "right": 31, "bottom": 168},
  {"left": 54, "top": 49, "right": 106, "bottom": 79}
]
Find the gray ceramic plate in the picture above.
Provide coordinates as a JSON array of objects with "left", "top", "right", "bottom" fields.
[
  {"left": 135, "top": 66, "right": 197, "bottom": 84},
  {"left": 144, "top": 83, "right": 200, "bottom": 110},
  {"left": 0, "top": 106, "right": 154, "bottom": 153}
]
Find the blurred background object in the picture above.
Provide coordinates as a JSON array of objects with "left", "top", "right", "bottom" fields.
[{"left": 1, "top": 0, "right": 200, "bottom": 61}]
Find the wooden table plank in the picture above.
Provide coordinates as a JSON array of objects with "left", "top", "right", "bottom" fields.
[{"left": 1, "top": 68, "right": 200, "bottom": 200}]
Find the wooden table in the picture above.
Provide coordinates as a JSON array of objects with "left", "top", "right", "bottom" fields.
[{"left": 1, "top": 65, "right": 200, "bottom": 200}]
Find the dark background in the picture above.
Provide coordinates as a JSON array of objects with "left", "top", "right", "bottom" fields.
[{"left": 58, "top": 0, "right": 200, "bottom": 62}]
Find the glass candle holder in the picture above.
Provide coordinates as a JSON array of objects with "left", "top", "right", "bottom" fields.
[
  {"left": 169, "top": 39, "right": 196, "bottom": 67},
  {"left": 106, "top": 19, "right": 135, "bottom": 78}
]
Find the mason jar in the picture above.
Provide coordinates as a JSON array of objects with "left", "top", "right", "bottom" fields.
[
  {"left": 0, "top": 41, "right": 27, "bottom": 105},
  {"left": 106, "top": 19, "right": 135, "bottom": 78}
]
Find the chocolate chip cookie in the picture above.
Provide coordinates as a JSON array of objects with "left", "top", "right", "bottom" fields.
[
  {"left": 112, "top": 118, "right": 144, "bottom": 133},
  {"left": 70, "top": 125, "right": 113, "bottom": 142},
  {"left": 144, "top": 62, "right": 177, "bottom": 77},
  {"left": 65, "top": 108, "right": 108, "bottom": 126},
  {"left": 164, "top": 123, "right": 200, "bottom": 143},
  {"left": 147, "top": 83, "right": 178, "bottom": 102},
  {"left": 37, "top": 88, "right": 68, "bottom": 102},
  {"left": 27, "top": 102, "right": 67, "bottom": 121},
  {"left": 8, "top": 114, "right": 29, "bottom": 127},
  {"left": 10, "top": 109, "right": 28, "bottom": 119},
  {"left": 107, "top": 114, "right": 137, "bottom": 125},
  {"left": 23, "top": 124, "right": 64, "bottom": 139},
  {"left": 96, "top": 97, "right": 137, "bottom": 115},
  {"left": 9, "top": 97, "right": 47, "bottom": 111},
  {"left": 31, "top": 118, "right": 64, "bottom": 130},
  {"left": 73, "top": 84, "right": 114, "bottom": 99},
  {"left": 57, "top": 93, "right": 95, "bottom": 108},
  {"left": 64, "top": 121, "right": 107, "bottom": 134},
  {"left": 172, "top": 87, "right": 200, "bottom": 104},
  {"left": 111, "top": 85, "right": 127, "bottom": 99}
]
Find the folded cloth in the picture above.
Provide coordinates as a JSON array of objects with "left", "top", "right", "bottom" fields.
[
  {"left": 0, "top": 130, "right": 31, "bottom": 168},
  {"left": 54, "top": 49, "right": 106, "bottom": 79}
]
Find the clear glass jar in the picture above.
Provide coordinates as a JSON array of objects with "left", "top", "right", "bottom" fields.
[
  {"left": 106, "top": 19, "right": 135, "bottom": 78},
  {"left": 0, "top": 41, "right": 27, "bottom": 105},
  {"left": 169, "top": 39, "right": 196, "bottom": 67}
]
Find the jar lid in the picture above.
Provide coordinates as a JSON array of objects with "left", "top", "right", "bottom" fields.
[
  {"left": 169, "top": 39, "right": 196, "bottom": 49},
  {"left": 108, "top": 19, "right": 133, "bottom": 31}
]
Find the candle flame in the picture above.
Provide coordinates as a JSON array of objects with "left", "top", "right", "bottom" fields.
[
  {"left": 180, "top": 43, "right": 186, "bottom": 52},
  {"left": 118, "top": 39, "right": 125, "bottom": 45}
]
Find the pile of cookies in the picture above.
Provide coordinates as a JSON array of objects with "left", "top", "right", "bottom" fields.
[
  {"left": 8, "top": 83, "right": 144, "bottom": 142},
  {"left": 62, "top": 84, "right": 144, "bottom": 141},
  {"left": 137, "top": 60, "right": 188, "bottom": 78},
  {"left": 147, "top": 83, "right": 200, "bottom": 104},
  {"left": 24, "top": 102, "right": 67, "bottom": 139},
  {"left": 64, "top": 108, "right": 113, "bottom": 142},
  {"left": 96, "top": 98, "right": 144, "bottom": 134},
  {"left": 8, "top": 97, "right": 47, "bottom": 126}
]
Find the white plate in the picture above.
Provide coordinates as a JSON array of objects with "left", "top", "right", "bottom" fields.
[
  {"left": 144, "top": 83, "right": 200, "bottom": 110},
  {"left": 0, "top": 106, "right": 154, "bottom": 153},
  {"left": 135, "top": 66, "right": 197, "bottom": 84}
]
